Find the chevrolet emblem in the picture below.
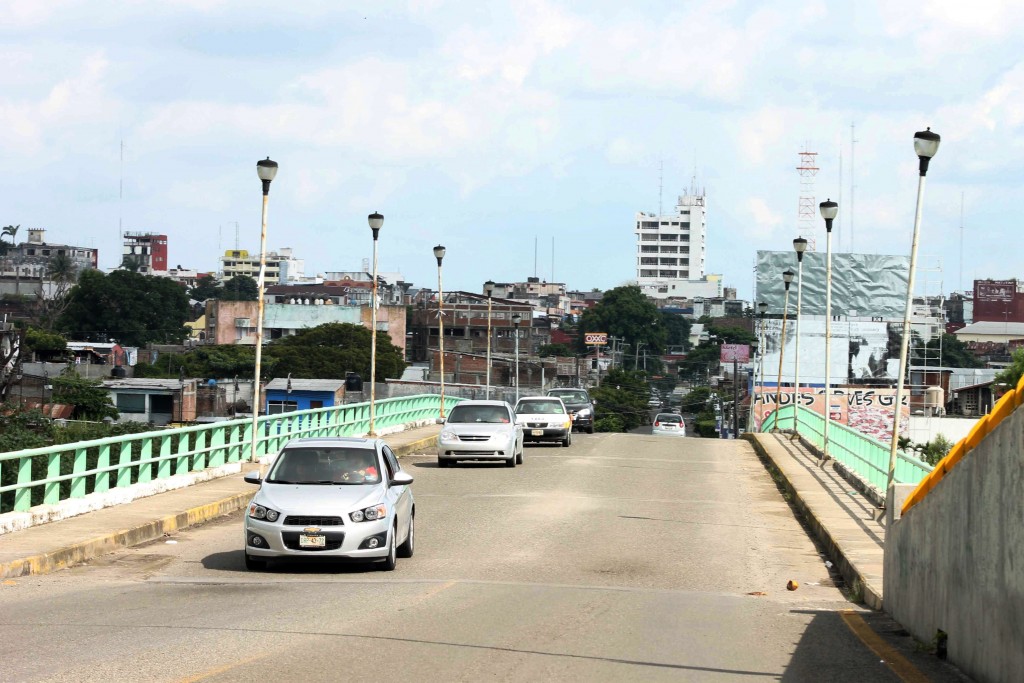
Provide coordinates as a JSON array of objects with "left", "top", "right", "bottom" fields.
[{"left": 304, "top": 527, "right": 321, "bottom": 534}]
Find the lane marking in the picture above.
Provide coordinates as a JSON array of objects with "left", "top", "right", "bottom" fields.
[
  {"left": 177, "top": 652, "right": 271, "bottom": 683},
  {"left": 839, "top": 610, "right": 929, "bottom": 683}
]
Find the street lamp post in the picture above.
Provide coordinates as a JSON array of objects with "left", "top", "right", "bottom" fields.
[
  {"left": 433, "top": 245, "right": 447, "bottom": 418},
  {"left": 819, "top": 199, "right": 839, "bottom": 463},
  {"left": 751, "top": 301, "right": 768, "bottom": 431},
  {"left": 250, "top": 157, "right": 277, "bottom": 463},
  {"left": 793, "top": 237, "right": 808, "bottom": 433},
  {"left": 512, "top": 313, "right": 522, "bottom": 402},
  {"left": 887, "top": 128, "right": 941, "bottom": 523},
  {"left": 484, "top": 280, "right": 495, "bottom": 399},
  {"left": 367, "top": 212, "right": 384, "bottom": 436},
  {"left": 774, "top": 269, "right": 795, "bottom": 430}
]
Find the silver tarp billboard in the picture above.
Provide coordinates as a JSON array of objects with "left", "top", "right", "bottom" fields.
[{"left": 756, "top": 251, "right": 909, "bottom": 318}]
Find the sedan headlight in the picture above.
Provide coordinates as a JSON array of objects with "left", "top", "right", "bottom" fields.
[
  {"left": 577, "top": 409, "right": 592, "bottom": 418},
  {"left": 440, "top": 429, "right": 457, "bottom": 441},
  {"left": 249, "top": 503, "right": 280, "bottom": 522},
  {"left": 350, "top": 503, "right": 387, "bottom": 523}
]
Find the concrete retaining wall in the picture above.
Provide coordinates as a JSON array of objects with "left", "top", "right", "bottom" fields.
[{"left": 884, "top": 403, "right": 1024, "bottom": 683}]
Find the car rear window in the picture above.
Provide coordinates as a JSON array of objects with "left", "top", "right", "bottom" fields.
[
  {"left": 516, "top": 400, "right": 566, "bottom": 414},
  {"left": 656, "top": 414, "right": 682, "bottom": 423}
]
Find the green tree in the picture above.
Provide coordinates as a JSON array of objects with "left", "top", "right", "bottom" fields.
[
  {"left": 221, "top": 275, "right": 259, "bottom": 301},
  {"left": 120, "top": 255, "right": 144, "bottom": 272},
  {"left": 994, "top": 347, "right": 1024, "bottom": 391},
  {"left": 189, "top": 274, "right": 223, "bottom": 301},
  {"left": 57, "top": 270, "right": 191, "bottom": 346},
  {"left": 133, "top": 345, "right": 257, "bottom": 379},
  {"left": 591, "top": 367, "right": 650, "bottom": 432},
  {"left": 268, "top": 323, "right": 405, "bottom": 381},
  {"left": 538, "top": 343, "right": 574, "bottom": 357},
  {"left": 913, "top": 333, "right": 984, "bottom": 368},
  {"left": 579, "top": 285, "right": 666, "bottom": 359},
  {"left": 662, "top": 312, "right": 692, "bottom": 349},
  {"left": 22, "top": 328, "right": 67, "bottom": 360},
  {"left": 50, "top": 371, "right": 119, "bottom": 421},
  {"left": 0, "top": 224, "right": 19, "bottom": 256}
]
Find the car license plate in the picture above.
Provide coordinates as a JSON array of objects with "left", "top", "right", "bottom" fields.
[
  {"left": 531, "top": 429, "right": 544, "bottom": 436},
  {"left": 299, "top": 534, "right": 326, "bottom": 548}
]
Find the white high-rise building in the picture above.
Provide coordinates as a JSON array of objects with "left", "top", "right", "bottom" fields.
[{"left": 634, "top": 192, "right": 708, "bottom": 298}]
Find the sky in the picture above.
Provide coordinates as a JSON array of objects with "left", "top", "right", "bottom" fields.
[{"left": 3, "top": 0, "right": 1024, "bottom": 302}]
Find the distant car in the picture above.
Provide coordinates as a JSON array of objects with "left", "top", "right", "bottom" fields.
[
  {"left": 242, "top": 437, "right": 415, "bottom": 571},
  {"left": 648, "top": 398, "right": 662, "bottom": 408},
  {"left": 652, "top": 413, "right": 686, "bottom": 436},
  {"left": 546, "top": 388, "right": 596, "bottom": 433},
  {"left": 515, "top": 396, "right": 572, "bottom": 447},
  {"left": 436, "top": 400, "right": 524, "bottom": 467}
]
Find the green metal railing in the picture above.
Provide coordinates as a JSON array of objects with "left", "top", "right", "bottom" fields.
[
  {"left": 761, "top": 404, "right": 932, "bottom": 492},
  {"left": 0, "top": 394, "right": 455, "bottom": 514}
]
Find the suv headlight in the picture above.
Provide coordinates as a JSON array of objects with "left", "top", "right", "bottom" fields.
[
  {"left": 577, "top": 408, "right": 592, "bottom": 417},
  {"left": 350, "top": 504, "right": 387, "bottom": 522},
  {"left": 248, "top": 503, "right": 280, "bottom": 522}
]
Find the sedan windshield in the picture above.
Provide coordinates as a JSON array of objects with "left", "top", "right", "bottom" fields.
[
  {"left": 267, "top": 447, "right": 381, "bottom": 485},
  {"left": 516, "top": 400, "right": 565, "bottom": 415},
  {"left": 550, "top": 391, "right": 588, "bottom": 403},
  {"left": 447, "top": 405, "right": 511, "bottom": 423}
]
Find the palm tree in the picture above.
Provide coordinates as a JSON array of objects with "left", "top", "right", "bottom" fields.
[
  {"left": 120, "top": 255, "right": 144, "bottom": 272},
  {"left": 0, "top": 224, "right": 19, "bottom": 253}
]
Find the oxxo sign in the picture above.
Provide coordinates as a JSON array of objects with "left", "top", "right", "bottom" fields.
[{"left": 584, "top": 332, "right": 608, "bottom": 346}]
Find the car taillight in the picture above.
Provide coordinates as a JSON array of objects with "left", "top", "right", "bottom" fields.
[{"left": 654, "top": 421, "right": 660, "bottom": 426}]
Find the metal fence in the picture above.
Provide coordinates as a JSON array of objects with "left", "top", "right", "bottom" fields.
[
  {"left": 0, "top": 394, "right": 455, "bottom": 514},
  {"left": 760, "top": 404, "right": 932, "bottom": 492}
]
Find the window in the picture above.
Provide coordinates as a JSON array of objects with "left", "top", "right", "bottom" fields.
[
  {"left": 117, "top": 393, "right": 146, "bottom": 413},
  {"left": 267, "top": 400, "right": 299, "bottom": 414},
  {"left": 640, "top": 245, "right": 659, "bottom": 253},
  {"left": 660, "top": 234, "right": 678, "bottom": 241},
  {"left": 383, "top": 446, "right": 400, "bottom": 480},
  {"left": 640, "top": 221, "right": 659, "bottom": 228},
  {"left": 309, "top": 400, "right": 324, "bottom": 410}
]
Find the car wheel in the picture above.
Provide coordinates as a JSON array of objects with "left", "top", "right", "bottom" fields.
[
  {"left": 562, "top": 432, "right": 571, "bottom": 447},
  {"left": 380, "top": 524, "right": 397, "bottom": 571},
  {"left": 437, "top": 457, "right": 449, "bottom": 468},
  {"left": 587, "top": 425, "right": 595, "bottom": 434},
  {"left": 397, "top": 513, "right": 415, "bottom": 558},
  {"left": 515, "top": 445, "right": 523, "bottom": 465},
  {"left": 244, "top": 552, "right": 266, "bottom": 571},
  {"left": 505, "top": 452, "right": 516, "bottom": 467}
]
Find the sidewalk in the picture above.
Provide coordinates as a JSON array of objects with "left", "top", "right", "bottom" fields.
[
  {"left": 745, "top": 432, "right": 887, "bottom": 610},
  {"left": 0, "top": 425, "right": 440, "bottom": 580}
]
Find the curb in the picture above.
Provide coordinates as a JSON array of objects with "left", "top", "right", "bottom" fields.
[
  {"left": 1, "top": 431, "right": 439, "bottom": 580},
  {"left": 0, "top": 492, "right": 252, "bottom": 580},
  {"left": 744, "top": 434, "right": 884, "bottom": 610}
]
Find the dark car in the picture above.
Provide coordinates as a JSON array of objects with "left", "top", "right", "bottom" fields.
[{"left": 546, "top": 388, "right": 595, "bottom": 433}]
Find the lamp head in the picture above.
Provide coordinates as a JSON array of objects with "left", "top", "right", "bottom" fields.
[
  {"left": 819, "top": 199, "right": 838, "bottom": 232},
  {"left": 433, "top": 244, "right": 446, "bottom": 266},
  {"left": 782, "top": 268, "right": 795, "bottom": 290},
  {"left": 758, "top": 301, "right": 768, "bottom": 315},
  {"left": 793, "top": 237, "right": 808, "bottom": 262},
  {"left": 512, "top": 313, "right": 522, "bottom": 327},
  {"left": 484, "top": 280, "right": 495, "bottom": 297},
  {"left": 914, "top": 127, "right": 941, "bottom": 176},
  {"left": 368, "top": 212, "right": 383, "bottom": 240},
  {"left": 257, "top": 157, "right": 278, "bottom": 195}
]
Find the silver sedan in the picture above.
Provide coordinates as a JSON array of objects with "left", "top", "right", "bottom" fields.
[
  {"left": 243, "top": 437, "right": 415, "bottom": 571},
  {"left": 436, "top": 400, "right": 524, "bottom": 467}
]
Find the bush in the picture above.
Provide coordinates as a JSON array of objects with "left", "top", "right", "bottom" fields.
[{"left": 594, "top": 415, "right": 625, "bottom": 433}]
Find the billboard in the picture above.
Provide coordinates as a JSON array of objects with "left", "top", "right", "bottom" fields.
[
  {"left": 756, "top": 251, "right": 909, "bottom": 319},
  {"left": 720, "top": 344, "right": 750, "bottom": 363},
  {"left": 584, "top": 332, "right": 608, "bottom": 345},
  {"left": 975, "top": 279, "right": 1016, "bottom": 302},
  {"left": 752, "top": 387, "right": 909, "bottom": 443}
]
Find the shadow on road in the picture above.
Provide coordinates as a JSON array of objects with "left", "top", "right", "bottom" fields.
[{"left": 201, "top": 549, "right": 384, "bottom": 574}]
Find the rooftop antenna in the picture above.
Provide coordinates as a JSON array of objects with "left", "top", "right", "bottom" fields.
[
  {"left": 534, "top": 236, "right": 538, "bottom": 278},
  {"left": 551, "top": 236, "right": 555, "bottom": 283},
  {"left": 837, "top": 143, "right": 843, "bottom": 251},
  {"left": 118, "top": 136, "right": 124, "bottom": 244},
  {"left": 797, "top": 146, "right": 819, "bottom": 251},
  {"left": 658, "top": 159, "right": 664, "bottom": 216},
  {"left": 959, "top": 191, "right": 965, "bottom": 294},
  {"left": 233, "top": 221, "right": 240, "bottom": 250},
  {"left": 850, "top": 122, "right": 857, "bottom": 252}
]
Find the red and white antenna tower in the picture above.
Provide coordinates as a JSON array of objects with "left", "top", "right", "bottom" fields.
[{"left": 797, "top": 148, "right": 819, "bottom": 251}]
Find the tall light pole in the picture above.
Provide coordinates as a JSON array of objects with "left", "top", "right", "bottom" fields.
[
  {"left": 484, "top": 280, "right": 495, "bottom": 399},
  {"left": 774, "top": 269, "right": 795, "bottom": 430},
  {"left": 793, "top": 237, "right": 808, "bottom": 433},
  {"left": 887, "top": 128, "right": 940, "bottom": 523},
  {"left": 820, "top": 199, "right": 839, "bottom": 462},
  {"left": 512, "top": 313, "right": 522, "bottom": 402},
  {"left": 250, "top": 157, "right": 277, "bottom": 463},
  {"left": 433, "top": 245, "right": 447, "bottom": 418},
  {"left": 757, "top": 301, "right": 765, "bottom": 430},
  {"left": 367, "top": 212, "right": 384, "bottom": 436}
]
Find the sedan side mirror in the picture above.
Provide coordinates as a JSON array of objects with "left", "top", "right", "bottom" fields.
[
  {"left": 389, "top": 470, "right": 414, "bottom": 487},
  {"left": 243, "top": 471, "right": 262, "bottom": 485},
  {"left": 591, "top": 399, "right": 597, "bottom": 405}
]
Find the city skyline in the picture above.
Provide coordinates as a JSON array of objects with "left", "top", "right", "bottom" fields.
[{"left": 3, "top": 1, "right": 1024, "bottom": 299}]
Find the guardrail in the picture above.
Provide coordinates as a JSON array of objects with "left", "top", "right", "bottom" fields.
[
  {"left": 761, "top": 404, "right": 932, "bottom": 492},
  {"left": 0, "top": 394, "right": 455, "bottom": 514}
]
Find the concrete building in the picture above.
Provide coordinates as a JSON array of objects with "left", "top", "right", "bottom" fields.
[
  {"left": 634, "top": 191, "right": 708, "bottom": 295},
  {"left": 972, "top": 278, "right": 1024, "bottom": 323},
  {"left": 487, "top": 278, "right": 571, "bottom": 318},
  {"left": 263, "top": 378, "right": 346, "bottom": 414},
  {"left": 0, "top": 228, "right": 98, "bottom": 281},
  {"left": 953, "top": 320, "right": 1024, "bottom": 344},
  {"left": 123, "top": 232, "right": 168, "bottom": 273},
  {"left": 204, "top": 299, "right": 407, "bottom": 355},
  {"left": 101, "top": 378, "right": 197, "bottom": 425},
  {"left": 219, "top": 247, "right": 305, "bottom": 284}
]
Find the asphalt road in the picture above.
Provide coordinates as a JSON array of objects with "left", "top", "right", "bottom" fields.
[{"left": 0, "top": 433, "right": 968, "bottom": 682}]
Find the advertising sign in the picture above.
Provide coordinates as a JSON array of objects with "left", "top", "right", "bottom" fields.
[
  {"left": 975, "top": 279, "right": 1016, "bottom": 302},
  {"left": 720, "top": 344, "right": 750, "bottom": 363},
  {"left": 752, "top": 387, "right": 909, "bottom": 443},
  {"left": 584, "top": 332, "right": 608, "bottom": 345}
]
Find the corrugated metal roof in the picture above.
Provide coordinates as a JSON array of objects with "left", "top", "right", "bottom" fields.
[
  {"left": 264, "top": 378, "right": 346, "bottom": 392},
  {"left": 955, "top": 321, "right": 1024, "bottom": 335}
]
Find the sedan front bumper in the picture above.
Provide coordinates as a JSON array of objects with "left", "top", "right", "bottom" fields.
[{"left": 244, "top": 516, "right": 391, "bottom": 560}]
